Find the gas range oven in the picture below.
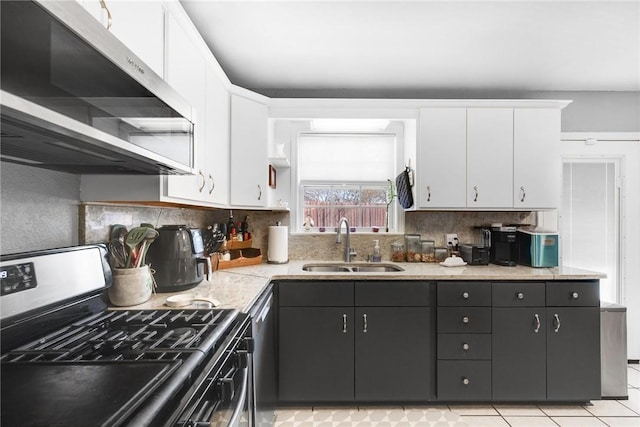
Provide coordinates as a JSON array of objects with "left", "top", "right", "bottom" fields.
[{"left": 0, "top": 245, "right": 252, "bottom": 427}]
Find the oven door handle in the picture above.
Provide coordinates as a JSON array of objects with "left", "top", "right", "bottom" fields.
[{"left": 226, "top": 366, "right": 248, "bottom": 427}]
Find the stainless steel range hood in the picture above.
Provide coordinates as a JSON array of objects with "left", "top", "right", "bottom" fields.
[{"left": 0, "top": 1, "right": 196, "bottom": 175}]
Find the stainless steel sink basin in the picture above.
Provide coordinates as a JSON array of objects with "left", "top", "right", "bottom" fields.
[{"left": 302, "top": 263, "right": 404, "bottom": 273}]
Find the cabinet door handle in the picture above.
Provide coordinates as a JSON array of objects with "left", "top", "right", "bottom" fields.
[
  {"left": 198, "top": 170, "right": 206, "bottom": 192},
  {"left": 257, "top": 184, "right": 262, "bottom": 201},
  {"left": 462, "top": 343, "right": 470, "bottom": 351},
  {"left": 462, "top": 377, "right": 470, "bottom": 385},
  {"left": 534, "top": 313, "right": 541, "bottom": 333},
  {"left": 427, "top": 186, "right": 431, "bottom": 202},
  {"left": 462, "top": 292, "right": 470, "bottom": 300},
  {"left": 473, "top": 186, "right": 479, "bottom": 202},
  {"left": 553, "top": 313, "right": 561, "bottom": 333},
  {"left": 363, "top": 313, "right": 368, "bottom": 333},
  {"left": 342, "top": 314, "right": 347, "bottom": 333},
  {"left": 98, "top": 0, "right": 113, "bottom": 30},
  {"left": 208, "top": 174, "right": 215, "bottom": 194},
  {"left": 519, "top": 186, "right": 526, "bottom": 203},
  {"left": 517, "top": 292, "right": 524, "bottom": 300},
  {"left": 462, "top": 316, "right": 470, "bottom": 324}
]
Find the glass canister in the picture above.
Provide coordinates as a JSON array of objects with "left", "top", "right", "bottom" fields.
[
  {"left": 391, "top": 241, "right": 406, "bottom": 262},
  {"left": 405, "top": 234, "right": 422, "bottom": 262},
  {"left": 435, "top": 247, "right": 448, "bottom": 263},
  {"left": 421, "top": 240, "right": 435, "bottom": 262}
]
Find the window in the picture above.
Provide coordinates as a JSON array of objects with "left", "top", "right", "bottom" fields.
[{"left": 296, "top": 132, "right": 399, "bottom": 232}]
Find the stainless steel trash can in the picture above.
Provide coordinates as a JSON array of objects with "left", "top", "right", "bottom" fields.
[{"left": 601, "top": 302, "right": 628, "bottom": 399}]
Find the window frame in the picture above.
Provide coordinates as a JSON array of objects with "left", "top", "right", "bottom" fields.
[{"left": 290, "top": 121, "right": 406, "bottom": 233}]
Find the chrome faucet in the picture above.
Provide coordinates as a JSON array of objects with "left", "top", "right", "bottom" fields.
[{"left": 336, "top": 217, "right": 357, "bottom": 262}]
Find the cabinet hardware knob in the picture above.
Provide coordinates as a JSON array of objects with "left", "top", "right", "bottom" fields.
[
  {"left": 553, "top": 313, "right": 561, "bottom": 333},
  {"left": 571, "top": 292, "right": 579, "bottom": 299},
  {"left": 462, "top": 377, "right": 470, "bottom": 385},
  {"left": 473, "top": 186, "right": 479, "bottom": 202},
  {"left": 462, "top": 343, "right": 470, "bottom": 351},
  {"left": 462, "top": 316, "right": 469, "bottom": 324},
  {"left": 520, "top": 186, "right": 526, "bottom": 203},
  {"left": 534, "top": 313, "right": 541, "bottom": 333},
  {"left": 427, "top": 186, "right": 432, "bottom": 202},
  {"left": 198, "top": 170, "right": 206, "bottom": 192},
  {"left": 517, "top": 292, "right": 524, "bottom": 300},
  {"left": 462, "top": 292, "right": 469, "bottom": 299},
  {"left": 363, "top": 314, "right": 368, "bottom": 333},
  {"left": 342, "top": 314, "right": 347, "bottom": 333},
  {"left": 257, "top": 184, "right": 262, "bottom": 201}
]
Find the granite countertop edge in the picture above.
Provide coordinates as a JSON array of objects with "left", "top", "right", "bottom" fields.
[{"left": 110, "top": 261, "right": 605, "bottom": 314}]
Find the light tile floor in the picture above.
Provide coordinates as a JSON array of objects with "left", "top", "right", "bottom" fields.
[{"left": 274, "top": 364, "right": 640, "bottom": 427}]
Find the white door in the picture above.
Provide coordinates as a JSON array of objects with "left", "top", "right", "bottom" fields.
[
  {"left": 417, "top": 108, "right": 466, "bottom": 208},
  {"left": 204, "top": 64, "right": 230, "bottom": 206},
  {"left": 561, "top": 158, "right": 621, "bottom": 304},
  {"left": 467, "top": 108, "right": 513, "bottom": 208}
]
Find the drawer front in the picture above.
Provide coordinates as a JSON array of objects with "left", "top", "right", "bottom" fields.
[
  {"left": 437, "top": 308, "right": 491, "bottom": 333},
  {"left": 437, "top": 334, "right": 492, "bottom": 360},
  {"left": 355, "top": 281, "right": 430, "bottom": 306},
  {"left": 437, "top": 282, "right": 491, "bottom": 307},
  {"left": 546, "top": 281, "right": 600, "bottom": 307},
  {"left": 492, "top": 282, "right": 545, "bottom": 307},
  {"left": 279, "top": 281, "right": 353, "bottom": 306},
  {"left": 437, "top": 360, "right": 492, "bottom": 401}
]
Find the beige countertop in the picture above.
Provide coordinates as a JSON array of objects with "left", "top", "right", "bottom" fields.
[{"left": 111, "top": 261, "right": 605, "bottom": 314}]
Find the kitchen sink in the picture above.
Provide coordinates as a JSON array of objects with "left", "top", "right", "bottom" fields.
[{"left": 302, "top": 263, "right": 404, "bottom": 273}]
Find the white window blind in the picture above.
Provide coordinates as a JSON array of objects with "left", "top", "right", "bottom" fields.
[
  {"left": 298, "top": 134, "right": 396, "bottom": 182},
  {"left": 562, "top": 160, "right": 619, "bottom": 303}
]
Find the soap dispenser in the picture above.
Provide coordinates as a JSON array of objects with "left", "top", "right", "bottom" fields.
[{"left": 372, "top": 240, "right": 381, "bottom": 262}]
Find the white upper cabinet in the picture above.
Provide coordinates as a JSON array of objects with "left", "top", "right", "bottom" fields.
[
  {"left": 165, "top": 12, "right": 207, "bottom": 202},
  {"left": 466, "top": 108, "right": 513, "bottom": 208},
  {"left": 205, "top": 64, "right": 230, "bottom": 206},
  {"left": 76, "top": 0, "right": 165, "bottom": 77},
  {"left": 230, "top": 94, "right": 268, "bottom": 208},
  {"left": 513, "top": 108, "right": 562, "bottom": 209},
  {"left": 418, "top": 108, "right": 467, "bottom": 208}
]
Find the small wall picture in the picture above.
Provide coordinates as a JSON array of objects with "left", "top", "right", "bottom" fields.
[{"left": 269, "top": 164, "right": 277, "bottom": 188}]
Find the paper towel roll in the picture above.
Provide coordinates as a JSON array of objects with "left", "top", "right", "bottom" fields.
[{"left": 268, "top": 225, "right": 289, "bottom": 263}]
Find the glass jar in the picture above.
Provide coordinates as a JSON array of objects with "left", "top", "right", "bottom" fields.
[
  {"left": 421, "top": 240, "right": 435, "bottom": 262},
  {"left": 390, "top": 241, "right": 406, "bottom": 262},
  {"left": 405, "top": 234, "right": 422, "bottom": 262},
  {"left": 435, "top": 247, "right": 448, "bottom": 263}
]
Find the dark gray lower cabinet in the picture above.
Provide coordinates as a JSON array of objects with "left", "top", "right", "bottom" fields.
[
  {"left": 279, "top": 307, "right": 354, "bottom": 402},
  {"left": 438, "top": 360, "right": 492, "bottom": 401},
  {"left": 546, "top": 307, "right": 601, "bottom": 401},
  {"left": 278, "top": 281, "right": 431, "bottom": 404},
  {"left": 355, "top": 307, "right": 430, "bottom": 401},
  {"left": 492, "top": 308, "right": 547, "bottom": 401}
]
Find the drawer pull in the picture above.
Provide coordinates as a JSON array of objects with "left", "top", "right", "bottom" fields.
[
  {"left": 462, "top": 292, "right": 470, "bottom": 300},
  {"left": 462, "top": 343, "right": 470, "bottom": 351},
  {"left": 553, "top": 313, "right": 561, "bottom": 333},
  {"left": 462, "top": 316, "right": 470, "bottom": 324},
  {"left": 534, "top": 313, "right": 541, "bottom": 333},
  {"left": 363, "top": 313, "right": 368, "bottom": 333},
  {"left": 571, "top": 292, "right": 579, "bottom": 300},
  {"left": 517, "top": 292, "right": 524, "bottom": 300},
  {"left": 343, "top": 314, "right": 347, "bottom": 333},
  {"left": 462, "top": 377, "right": 470, "bottom": 385}
]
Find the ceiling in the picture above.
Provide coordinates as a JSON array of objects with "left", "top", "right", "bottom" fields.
[{"left": 180, "top": 0, "right": 640, "bottom": 97}]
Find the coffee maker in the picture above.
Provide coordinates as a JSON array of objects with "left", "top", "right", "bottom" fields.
[{"left": 490, "top": 225, "right": 518, "bottom": 266}]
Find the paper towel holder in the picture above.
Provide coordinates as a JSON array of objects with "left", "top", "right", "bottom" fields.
[{"left": 267, "top": 223, "right": 289, "bottom": 264}]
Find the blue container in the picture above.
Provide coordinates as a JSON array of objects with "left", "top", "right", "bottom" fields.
[{"left": 517, "top": 230, "right": 559, "bottom": 267}]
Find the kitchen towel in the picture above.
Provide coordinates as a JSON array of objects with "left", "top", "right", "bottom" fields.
[
  {"left": 268, "top": 225, "right": 289, "bottom": 263},
  {"left": 395, "top": 166, "right": 414, "bottom": 209}
]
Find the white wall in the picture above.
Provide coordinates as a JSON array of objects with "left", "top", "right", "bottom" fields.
[{"left": 559, "top": 135, "right": 640, "bottom": 360}]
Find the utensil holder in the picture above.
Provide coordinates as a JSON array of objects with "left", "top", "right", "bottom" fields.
[{"left": 109, "top": 265, "right": 154, "bottom": 306}]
